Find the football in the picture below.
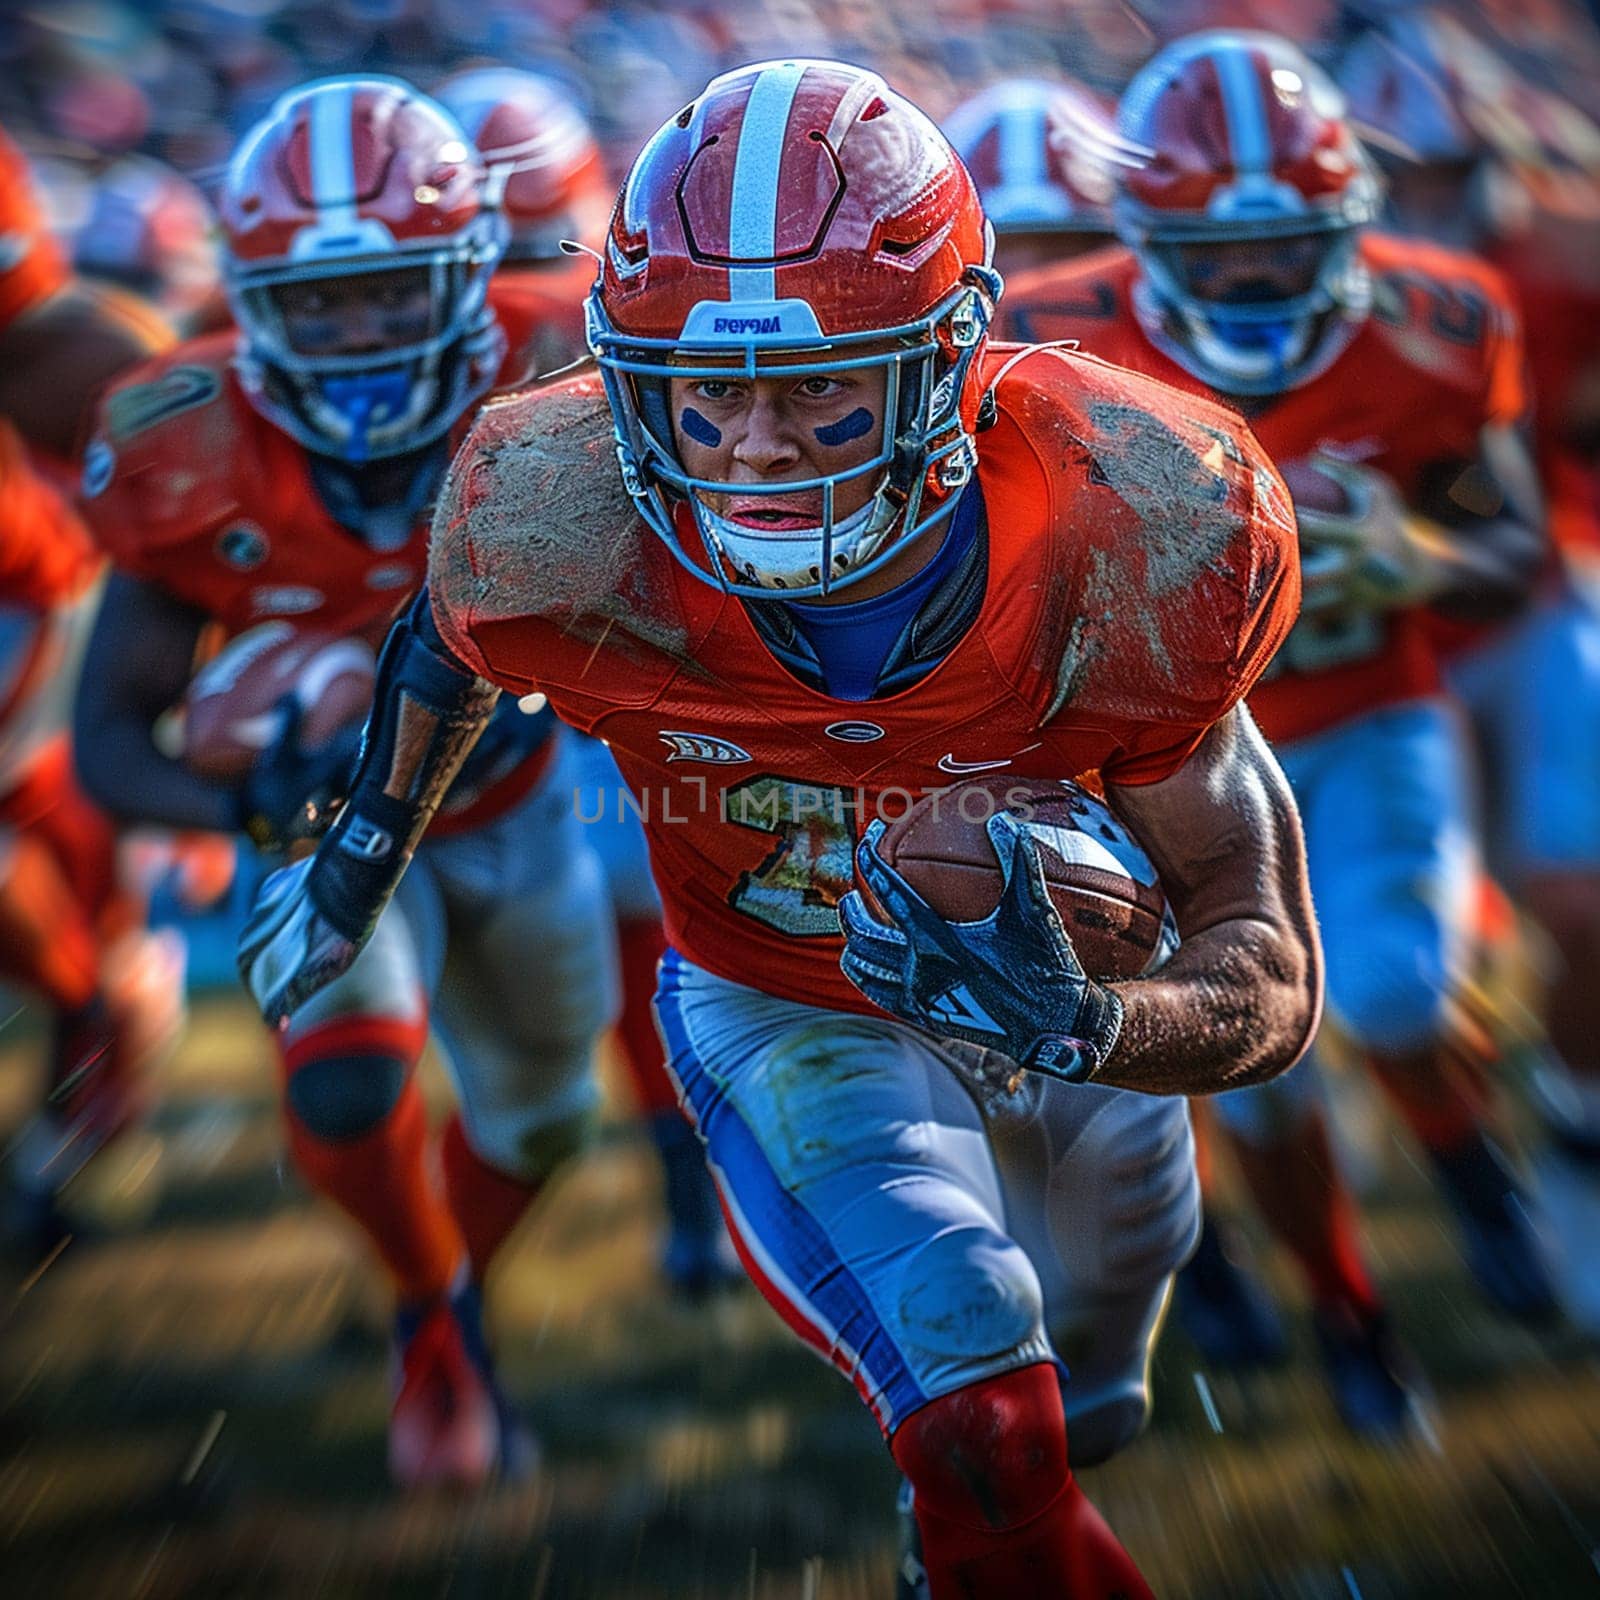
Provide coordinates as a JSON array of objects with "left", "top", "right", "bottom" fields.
[
  {"left": 871, "top": 776, "right": 1177, "bottom": 980},
  {"left": 179, "top": 621, "right": 376, "bottom": 781},
  {"left": 1279, "top": 454, "right": 1355, "bottom": 516}
]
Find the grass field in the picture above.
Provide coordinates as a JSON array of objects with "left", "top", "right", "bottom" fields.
[{"left": 1, "top": 994, "right": 1598, "bottom": 1599}]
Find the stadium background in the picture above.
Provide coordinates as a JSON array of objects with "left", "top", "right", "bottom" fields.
[{"left": 2, "top": 2, "right": 1600, "bottom": 1597}]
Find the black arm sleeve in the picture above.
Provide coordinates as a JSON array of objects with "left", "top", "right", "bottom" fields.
[
  {"left": 72, "top": 570, "right": 238, "bottom": 832},
  {"left": 306, "top": 587, "right": 500, "bottom": 941},
  {"left": 1419, "top": 428, "right": 1546, "bottom": 624}
]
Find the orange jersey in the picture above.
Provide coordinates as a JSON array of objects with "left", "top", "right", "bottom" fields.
[
  {"left": 0, "top": 127, "right": 68, "bottom": 335},
  {"left": 492, "top": 257, "right": 593, "bottom": 374},
  {"left": 78, "top": 283, "right": 552, "bottom": 643},
  {"left": 77, "top": 283, "right": 563, "bottom": 830},
  {"left": 429, "top": 352, "right": 1298, "bottom": 1012},
  {"left": 1001, "top": 235, "right": 1528, "bottom": 744}
]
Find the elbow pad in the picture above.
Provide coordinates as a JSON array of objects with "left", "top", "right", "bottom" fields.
[{"left": 307, "top": 588, "right": 500, "bottom": 941}]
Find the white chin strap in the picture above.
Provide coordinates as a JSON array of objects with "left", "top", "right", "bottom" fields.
[{"left": 702, "top": 496, "right": 895, "bottom": 592}]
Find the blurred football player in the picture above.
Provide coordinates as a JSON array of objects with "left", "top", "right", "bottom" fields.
[
  {"left": 1343, "top": 11, "right": 1600, "bottom": 1336},
  {"left": 72, "top": 77, "right": 618, "bottom": 1487},
  {"left": 943, "top": 77, "right": 1125, "bottom": 280},
  {"left": 0, "top": 123, "right": 183, "bottom": 1245},
  {"left": 1001, "top": 31, "right": 1554, "bottom": 1431},
  {"left": 71, "top": 154, "right": 225, "bottom": 336},
  {"left": 238, "top": 59, "right": 1319, "bottom": 1597},
  {"left": 440, "top": 63, "right": 735, "bottom": 1297},
  {"left": 437, "top": 67, "right": 609, "bottom": 373}
]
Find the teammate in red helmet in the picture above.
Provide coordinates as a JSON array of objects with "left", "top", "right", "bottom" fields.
[{"left": 74, "top": 76, "right": 619, "bottom": 1489}]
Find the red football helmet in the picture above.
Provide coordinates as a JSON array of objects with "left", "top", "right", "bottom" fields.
[
  {"left": 435, "top": 67, "right": 611, "bottom": 263},
  {"left": 1115, "top": 31, "right": 1380, "bottom": 395},
  {"left": 219, "top": 74, "right": 506, "bottom": 462},
  {"left": 944, "top": 78, "right": 1124, "bottom": 238},
  {"left": 587, "top": 58, "right": 1000, "bottom": 598}
]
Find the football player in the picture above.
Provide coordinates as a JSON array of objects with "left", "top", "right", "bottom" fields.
[
  {"left": 0, "top": 123, "right": 183, "bottom": 1244},
  {"left": 1001, "top": 31, "right": 1554, "bottom": 1429},
  {"left": 239, "top": 60, "right": 1319, "bottom": 1596},
  {"left": 942, "top": 77, "right": 1124, "bottom": 280},
  {"left": 1341, "top": 10, "right": 1600, "bottom": 1334},
  {"left": 72, "top": 77, "right": 618, "bottom": 1487},
  {"left": 439, "top": 64, "right": 736, "bottom": 1298}
]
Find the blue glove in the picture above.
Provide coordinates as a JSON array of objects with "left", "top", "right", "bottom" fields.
[
  {"left": 838, "top": 812, "right": 1124, "bottom": 1084},
  {"left": 234, "top": 697, "right": 362, "bottom": 853}
]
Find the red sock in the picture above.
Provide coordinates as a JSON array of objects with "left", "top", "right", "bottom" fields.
[
  {"left": 612, "top": 915, "right": 677, "bottom": 1117},
  {"left": 440, "top": 1112, "right": 547, "bottom": 1282},
  {"left": 1365, "top": 1025, "right": 1494, "bottom": 1155},
  {"left": 279, "top": 1018, "right": 462, "bottom": 1304},
  {"left": 1226, "top": 1107, "right": 1381, "bottom": 1318},
  {"left": 891, "top": 1364, "right": 1154, "bottom": 1600}
]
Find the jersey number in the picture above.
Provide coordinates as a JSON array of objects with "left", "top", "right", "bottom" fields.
[{"left": 725, "top": 776, "right": 857, "bottom": 937}]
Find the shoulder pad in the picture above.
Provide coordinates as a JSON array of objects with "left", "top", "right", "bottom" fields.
[
  {"left": 429, "top": 368, "right": 692, "bottom": 684},
  {"left": 986, "top": 344, "right": 1297, "bottom": 729},
  {"left": 1364, "top": 232, "right": 1517, "bottom": 358},
  {"left": 78, "top": 335, "right": 241, "bottom": 572}
]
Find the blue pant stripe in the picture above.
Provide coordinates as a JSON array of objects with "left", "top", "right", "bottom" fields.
[{"left": 654, "top": 950, "right": 929, "bottom": 1430}]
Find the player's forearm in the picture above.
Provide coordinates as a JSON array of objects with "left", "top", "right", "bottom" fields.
[
  {"left": 1100, "top": 916, "right": 1320, "bottom": 1096},
  {"left": 1100, "top": 707, "right": 1322, "bottom": 1097},
  {"left": 72, "top": 570, "right": 234, "bottom": 831},
  {"left": 72, "top": 712, "right": 239, "bottom": 834},
  {"left": 305, "top": 588, "right": 498, "bottom": 942},
  {"left": 1426, "top": 512, "right": 1543, "bottom": 623}
]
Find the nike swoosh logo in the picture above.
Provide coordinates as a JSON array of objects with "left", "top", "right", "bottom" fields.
[{"left": 937, "top": 754, "right": 1013, "bottom": 774}]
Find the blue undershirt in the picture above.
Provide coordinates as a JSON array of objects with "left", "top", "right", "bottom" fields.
[{"left": 782, "top": 487, "right": 980, "bottom": 701}]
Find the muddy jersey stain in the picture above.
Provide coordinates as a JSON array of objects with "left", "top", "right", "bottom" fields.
[{"left": 430, "top": 378, "right": 694, "bottom": 667}]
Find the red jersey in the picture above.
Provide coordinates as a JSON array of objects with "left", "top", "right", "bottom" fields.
[
  {"left": 428, "top": 351, "right": 1298, "bottom": 1012},
  {"left": 78, "top": 283, "right": 558, "bottom": 829},
  {"left": 1490, "top": 232, "right": 1600, "bottom": 564},
  {"left": 0, "top": 128, "right": 68, "bottom": 335},
  {"left": 1001, "top": 235, "right": 1528, "bottom": 744}
]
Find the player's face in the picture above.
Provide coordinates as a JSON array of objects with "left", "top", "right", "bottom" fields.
[
  {"left": 667, "top": 361, "right": 889, "bottom": 527},
  {"left": 1173, "top": 233, "right": 1332, "bottom": 306},
  {"left": 273, "top": 266, "right": 437, "bottom": 357}
]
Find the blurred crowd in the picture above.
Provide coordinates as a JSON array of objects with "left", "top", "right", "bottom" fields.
[{"left": 6, "top": 0, "right": 1600, "bottom": 336}]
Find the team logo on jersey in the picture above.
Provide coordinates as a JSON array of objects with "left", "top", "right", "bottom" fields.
[
  {"left": 104, "top": 366, "right": 220, "bottom": 440},
  {"left": 937, "top": 753, "right": 1012, "bottom": 774},
  {"left": 825, "top": 721, "right": 885, "bottom": 743},
  {"left": 216, "top": 522, "right": 268, "bottom": 570},
  {"left": 658, "top": 731, "right": 751, "bottom": 765},
  {"left": 250, "top": 584, "right": 323, "bottom": 615},
  {"left": 80, "top": 439, "right": 115, "bottom": 499}
]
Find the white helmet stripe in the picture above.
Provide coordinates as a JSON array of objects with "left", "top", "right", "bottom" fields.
[
  {"left": 998, "top": 101, "right": 1048, "bottom": 190},
  {"left": 310, "top": 82, "right": 358, "bottom": 230},
  {"left": 1214, "top": 45, "right": 1271, "bottom": 175},
  {"left": 727, "top": 60, "right": 806, "bottom": 302}
]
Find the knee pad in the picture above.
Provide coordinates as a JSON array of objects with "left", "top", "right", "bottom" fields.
[
  {"left": 892, "top": 1225, "right": 1046, "bottom": 1367},
  {"left": 280, "top": 1014, "right": 424, "bottom": 1142},
  {"left": 284, "top": 1054, "right": 407, "bottom": 1142},
  {"left": 891, "top": 1363, "right": 1068, "bottom": 1530}
]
